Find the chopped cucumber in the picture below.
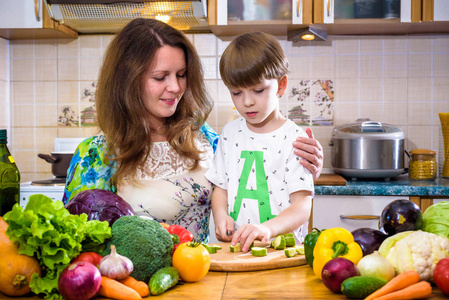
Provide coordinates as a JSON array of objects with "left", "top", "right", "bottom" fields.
[
  {"left": 251, "top": 247, "right": 267, "bottom": 257},
  {"left": 230, "top": 243, "right": 241, "bottom": 252},
  {"left": 273, "top": 235, "right": 286, "bottom": 250},
  {"left": 283, "top": 233, "right": 296, "bottom": 247},
  {"left": 212, "top": 244, "right": 222, "bottom": 250},
  {"left": 284, "top": 247, "right": 297, "bottom": 257},
  {"left": 295, "top": 244, "right": 305, "bottom": 255},
  {"left": 202, "top": 243, "right": 220, "bottom": 254}
]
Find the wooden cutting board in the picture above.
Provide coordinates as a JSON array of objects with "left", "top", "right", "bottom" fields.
[
  {"left": 209, "top": 242, "right": 307, "bottom": 272},
  {"left": 314, "top": 173, "right": 347, "bottom": 186}
]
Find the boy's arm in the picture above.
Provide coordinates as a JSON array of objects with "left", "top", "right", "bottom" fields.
[
  {"left": 211, "top": 186, "right": 234, "bottom": 242},
  {"left": 231, "top": 191, "right": 312, "bottom": 252}
]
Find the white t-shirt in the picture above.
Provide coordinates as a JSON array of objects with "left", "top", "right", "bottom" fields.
[{"left": 205, "top": 118, "right": 314, "bottom": 242}]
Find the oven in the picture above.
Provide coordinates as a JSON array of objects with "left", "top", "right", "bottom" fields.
[{"left": 20, "top": 138, "right": 84, "bottom": 208}]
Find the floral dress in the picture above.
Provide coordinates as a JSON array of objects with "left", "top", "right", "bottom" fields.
[{"left": 63, "top": 123, "right": 219, "bottom": 242}]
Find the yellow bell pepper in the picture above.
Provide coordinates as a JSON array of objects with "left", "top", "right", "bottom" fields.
[{"left": 312, "top": 227, "right": 363, "bottom": 279}]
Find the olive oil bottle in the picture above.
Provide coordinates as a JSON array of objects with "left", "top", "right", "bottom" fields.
[{"left": 0, "top": 129, "right": 20, "bottom": 216}]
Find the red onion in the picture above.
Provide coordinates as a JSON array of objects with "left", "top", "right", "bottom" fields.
[
  {"left": 58, "top": 261, "right": 102, "bottom": 300},
  {"left": 321, "top": 258, "right": 359, "bottom": 293}
]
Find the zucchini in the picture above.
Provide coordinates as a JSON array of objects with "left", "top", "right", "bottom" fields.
[
  {"left": 149, "top": 266, "right": 180, "bottom": 295},
  {"left": 341, "top": 276, "right": 387, "bottom": 299}
]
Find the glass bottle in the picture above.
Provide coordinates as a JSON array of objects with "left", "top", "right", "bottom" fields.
[
  {"left": 409, "top": 149, "right": 437, "bottom": 180},
  {"left": 0, "top": 129, "right": 21, "bottom": 216}
]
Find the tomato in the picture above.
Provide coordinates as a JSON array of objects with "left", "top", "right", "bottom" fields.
[
  {"left": 172, "top": 241, "right": 210, "bottom": 282},
  {"left": 434, "top": 258, "right": 449, "bottom": 296},
  {"left": 72, "top": 252, "right": 103, "bottom": 267}
]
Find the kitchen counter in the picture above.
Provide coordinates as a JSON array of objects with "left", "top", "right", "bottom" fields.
[
  {"left": 0, "top": 266, "right": 447, "bottom": 299},
  {"left": 315, "top": 174, "right": 449, "bottom": 197}
]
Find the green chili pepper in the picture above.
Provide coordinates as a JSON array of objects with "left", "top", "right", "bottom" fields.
[{"left": 304, "top": 228, "right": 325, "bottom": 268}]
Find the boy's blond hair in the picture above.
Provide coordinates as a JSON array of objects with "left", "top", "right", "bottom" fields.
[{"left": 219, "top": 32, "right": 289, "bottom": 88}]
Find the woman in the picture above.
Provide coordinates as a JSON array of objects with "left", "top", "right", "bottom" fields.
[{"left": 63, "top": 18, "right": 323, "bottom": 242}]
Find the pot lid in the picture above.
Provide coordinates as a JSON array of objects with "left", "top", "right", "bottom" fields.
[{"left": 332, "top": 119, "right": 404, "bottom": 139}]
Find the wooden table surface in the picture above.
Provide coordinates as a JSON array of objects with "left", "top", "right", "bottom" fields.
[{"left": 1, "top": 265, "right": 447, "bottom": 300}]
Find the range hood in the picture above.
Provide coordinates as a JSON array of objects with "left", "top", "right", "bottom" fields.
[{"left": 44, "top": 0, "right": 208, "bottom": 33}]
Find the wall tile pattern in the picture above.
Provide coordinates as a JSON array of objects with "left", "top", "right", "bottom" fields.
[{"left": 2, "top": 34, "right": 449, "bottom": 181}]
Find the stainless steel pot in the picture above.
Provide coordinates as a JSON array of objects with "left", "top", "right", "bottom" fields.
[
  {"left": 38, "top": 152, "right": 73, "bottom": 178},
  {"left": 330, "top": 120, "right": 405, "bottom": 180}
]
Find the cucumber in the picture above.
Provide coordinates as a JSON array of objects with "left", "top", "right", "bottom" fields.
[
  {"left": 230, "top": 243, "right": 241, "bottom": 252},
  {"left": 251, "top": 247, "right": 267, "bottom": 257},
  {"left": 283, "top": 233, "right": 296, "bottom": 247},
  {"left": 284, "top": 247, "right": 296, "bottom": 257},
  {"left": 341, "top": 276, "right": 387, "bottom": 299},
  {"left": 149, "top": 266, "right": 180, "bottom": 296},
  {"left": 295, "top": 244, "right": 305, "bottom": 255},
  {"left": 202, "top": 243, "right": 221, "bottom": 254},
  {"left": 273, "top": 235, "right": 286, "bottom": 250}
]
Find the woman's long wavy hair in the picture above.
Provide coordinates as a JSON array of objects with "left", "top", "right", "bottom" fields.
[{"left": 96, "top": 18, "right": 213, "bottom": 186}]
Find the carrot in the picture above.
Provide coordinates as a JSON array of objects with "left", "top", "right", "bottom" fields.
[
  {"left": 119, "top": 276, "right": 150, "bottom": 297},
  {"left": 365, "top": 271, "right": 421, "bottom": 300},
  {"left": 372, "top": 281, "right": 432, "bottom": 300},
  {"left": 98, "top": 276, "right": 142, "bottom": 300}
]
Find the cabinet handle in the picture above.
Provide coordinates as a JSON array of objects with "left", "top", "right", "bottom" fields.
[
  {"left": 340, "top": 215, "right": 380, "bottom": 220},
  {"left": 34, "top": 0, "right": 41, "bottom": 22},
  {"left": 296, "top": 0, "right": 302, "bottom": 19},
  {"left": 326, "top": 0, "right": 333, "bottom": 17}
]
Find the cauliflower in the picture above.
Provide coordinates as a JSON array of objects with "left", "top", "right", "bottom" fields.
[{"left": 378, "top": 230, "right": 449, "bottom": 281}]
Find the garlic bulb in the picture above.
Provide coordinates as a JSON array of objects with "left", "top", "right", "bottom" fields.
[{"left": 99, "top": 245, "right": 134, "bottom": 280}]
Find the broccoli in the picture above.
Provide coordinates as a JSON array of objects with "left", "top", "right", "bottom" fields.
[{"left": 101, "top": 215, "right": 173, "bottom": 283}]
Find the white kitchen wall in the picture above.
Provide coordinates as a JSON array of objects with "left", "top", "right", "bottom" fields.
[{"left": 5, "top": 33, "right": 449, "bottom": 181}]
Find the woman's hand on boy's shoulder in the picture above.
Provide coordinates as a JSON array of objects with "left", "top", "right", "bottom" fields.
[{"left": 292, "top": 127, "right": 323, "bottom": 180}]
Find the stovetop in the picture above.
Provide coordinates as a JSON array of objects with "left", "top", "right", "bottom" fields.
[{"left": 31, "top": 177, "right": 66, "bottom": 186}]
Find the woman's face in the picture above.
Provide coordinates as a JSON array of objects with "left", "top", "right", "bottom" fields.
[{"left": 141, "top": 45, "right": 187, "bottom": 127}]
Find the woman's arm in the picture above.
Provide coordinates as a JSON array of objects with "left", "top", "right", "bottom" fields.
[{"left": 293, "top": 127, "right": 324, "bottom": 181}]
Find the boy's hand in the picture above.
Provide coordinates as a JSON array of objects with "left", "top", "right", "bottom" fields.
[
  {"left": 215, "top": 215, "right": 235, "bottom": 242},
  {"left": 231, "top": 223, "right": 272, "bottom": 252}
]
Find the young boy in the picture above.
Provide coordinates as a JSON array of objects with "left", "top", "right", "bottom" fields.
[{"left": 205, "top": 32, "right": 314, "bottom": 252}]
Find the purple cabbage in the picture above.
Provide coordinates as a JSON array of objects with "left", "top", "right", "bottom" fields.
[{"left": 65, "top": 189, "right": 136, "bottom": 226}]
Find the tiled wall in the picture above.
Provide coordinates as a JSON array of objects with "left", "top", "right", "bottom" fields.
[
  {"left": 2, "top": 34, "right": 449, "bottom": 181},
  {"left": 0, "top": 38, "right": 9, "bottom": 131}
]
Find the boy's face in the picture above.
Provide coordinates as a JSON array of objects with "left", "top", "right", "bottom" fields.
[{"left": 228, "top": 77, "right": 287, "bottom": 130}]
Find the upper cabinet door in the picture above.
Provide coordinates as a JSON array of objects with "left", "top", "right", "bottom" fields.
[
  {"left": 314, "top": 0, "right": 408, "bottom": 24},
  {"left": 0, "top": 0, "right": 43, "bottom": 29},
  {"left": 422, "top": 0, "right": 449, "bottom": 21},
  {"left": 214, "top": 0, "right": 312, "bottom": 25}
]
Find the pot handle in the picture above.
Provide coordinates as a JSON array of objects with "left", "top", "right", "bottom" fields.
[{"left": 38, "top": 153, "right": 58, "bottom": 163}]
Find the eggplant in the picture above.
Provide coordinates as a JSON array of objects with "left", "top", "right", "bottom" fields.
[
  {"left": 379, "top": 199, "right": 422, "bottom": 236},
  {"left": 351, "top": 227, "right": 388, "bottom": 256}
]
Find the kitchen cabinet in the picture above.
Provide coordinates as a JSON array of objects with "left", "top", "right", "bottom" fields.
[
  {"left": 0, "top": 0, "right": 77, "bottom": 40},
  {"left": 416, "top": 196, "right": 449, "bottom": 212},
  {"left": 209, "top": 0, "right": 449, "bottom": 37},
  {"left": 311, "top": 195, "right": 399, "bottom": 232},
  {"left": 422, "top": 0, "right": 449, "bottom": 21},
  {"left": 208, "top": 0, "right": 314, "bottom": 36}
]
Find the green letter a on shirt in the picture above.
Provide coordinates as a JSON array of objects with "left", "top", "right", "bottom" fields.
[{"left": 230, "top": 151, "right": 276, "bottom": 223}]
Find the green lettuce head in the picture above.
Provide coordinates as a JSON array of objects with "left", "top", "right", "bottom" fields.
[{"left": 422, "top": 201, "right": 449, "bottom": 238}]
